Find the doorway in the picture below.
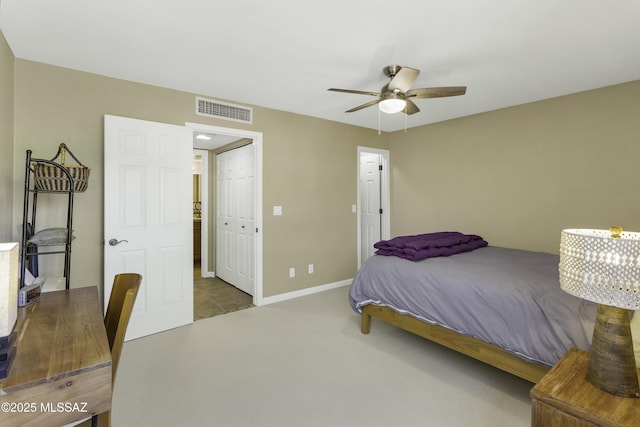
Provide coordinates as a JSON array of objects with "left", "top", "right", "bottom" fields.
[
  {"left": 193, "top": 140, "right": 255, "bottom": 320},
  {"left": 187, "top": 123, "right": 264, "bottom": 310},
  {"left": 357, "top": 147, "right": 390, "bottom": 268},
  {"left": 192, "top": 150, "right": 206, "bottom": 266}
]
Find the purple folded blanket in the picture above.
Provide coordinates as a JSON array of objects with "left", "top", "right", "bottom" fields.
[{"left": 374, "top": 231, "right": 488, "bottom": 261}]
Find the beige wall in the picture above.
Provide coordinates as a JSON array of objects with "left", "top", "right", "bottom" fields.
[
  {"left": 11, "top": 59, "right": 387, "bottom": 299},
  {"left": 8, "top": 54, "right": 640, "bottom": 301},
  {"left": 0, "top": 31, "right": 14, "bottom": 242},
  {"left": 389, "top": 80, "right": 640, "bottom": 254}
]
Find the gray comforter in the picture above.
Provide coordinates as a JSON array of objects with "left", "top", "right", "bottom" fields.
[{"left": 349, "top": 246, "right": 596, "bottom": 366}]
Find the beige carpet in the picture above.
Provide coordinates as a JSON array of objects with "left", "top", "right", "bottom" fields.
[{"left": 112, "top": 285, "right": 533, "bottom": 426}]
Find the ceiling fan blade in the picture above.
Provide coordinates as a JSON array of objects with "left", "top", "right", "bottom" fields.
[
  {"left": 403, "top": 99, "right": 420, "bottom": 115},
  {"left": 388, "top": 67, "right": 420, "bottom": 92},
  {"left": 345, "top": 99, "right": 381, "bottom": 113},
  {"left": 406, "top": 86, "right": 467, "bottom": 98},
  {"left": 328, "top": 88, "right": 381, "bottom": 97}
]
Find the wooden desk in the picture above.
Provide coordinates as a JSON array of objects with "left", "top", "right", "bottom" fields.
[
  {"left": 531, "top": 348, "right": 640, "bottom": 426},
  {"left": 0, "top": 287, "right": 111, "bottom": 427}
]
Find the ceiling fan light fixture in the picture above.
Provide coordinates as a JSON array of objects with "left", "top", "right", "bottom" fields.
[
  {"left": 329, "top": 65, "right": 466, "bottom": 117},
  {"left": 379, "top": 97, "right": 406, "bottom": 114}
]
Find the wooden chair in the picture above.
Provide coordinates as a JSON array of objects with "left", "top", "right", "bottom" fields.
[{"left": 91, "top": 273, "right": 142, "bottom": 427}]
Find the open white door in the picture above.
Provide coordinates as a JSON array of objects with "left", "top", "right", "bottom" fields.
[
  {"left": 104, "top": 115, "right": 193, "bottom": 340},
  {"left": 358, "top": 147, "right": 390, "bottom": 268},
  {"left": 360, "top": 152, "right": 382, "bottom": 266}
]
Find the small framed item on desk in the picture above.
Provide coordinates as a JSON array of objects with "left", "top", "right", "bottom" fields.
[{"left": 18, "top": 282, "right": 41, "bottom": 307}]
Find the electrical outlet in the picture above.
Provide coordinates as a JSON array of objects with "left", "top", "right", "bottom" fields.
[
  {"left": 289, "top": 267, "right": 295, "bottom": 278},
  {"left": 308, "top": 264, "right": 314, "bottom": 274}
]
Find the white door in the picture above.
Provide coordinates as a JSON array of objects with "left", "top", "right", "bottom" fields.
[
  {"left": 216, "top": 151, "right": 235, "bottom": 282},
  {"left": 216, "top": 144, "right": 255, "bottom": 295},
  {"left": 104, "top": 115, "right": 193, "bottom": 341},
  {"left": 360, "top": 152, "right": 382, "bottom": 265}
]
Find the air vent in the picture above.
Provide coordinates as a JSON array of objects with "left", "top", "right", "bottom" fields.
[{"left": 196, "top": 96, "right": 253, "bottom": 124}]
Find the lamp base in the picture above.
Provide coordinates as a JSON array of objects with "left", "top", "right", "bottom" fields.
[{"left": 587, "top": 304, "right": 640, "bottom": 397}]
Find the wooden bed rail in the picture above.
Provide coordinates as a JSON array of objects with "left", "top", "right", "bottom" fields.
[{"left": 361, "top": 304, "right": 550, "bottom": 383}]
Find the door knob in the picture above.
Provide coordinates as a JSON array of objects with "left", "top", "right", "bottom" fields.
[{"left": 108, "top": 238, "right": 129, "bottom": 246}]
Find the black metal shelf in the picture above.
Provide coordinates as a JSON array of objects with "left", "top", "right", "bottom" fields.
[{"left": 20, "top": 150, "right": 75, "bottom": 290}]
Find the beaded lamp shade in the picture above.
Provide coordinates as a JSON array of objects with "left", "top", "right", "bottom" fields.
[
  {"left": 559, "top": 228, "right": 640, "bottom": 310},
  {"left": 559, "top": 227, "right": 640, "bottom": 398}
]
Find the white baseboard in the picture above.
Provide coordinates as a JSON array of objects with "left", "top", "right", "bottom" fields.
[
  {"left": 257, "top": 279, "right": 351, "bottom": 306},
  {"left": 201, "top": 271, "right": 215, "bottom": 278}
]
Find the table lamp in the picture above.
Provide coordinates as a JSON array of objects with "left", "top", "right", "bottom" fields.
[{"left": 559, "top": 227, "right": 640, "bottom": 397}]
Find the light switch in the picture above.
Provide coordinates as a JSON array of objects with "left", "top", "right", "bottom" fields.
[{"left": 273, "top": 206, "right": 282, "bottom": 216}]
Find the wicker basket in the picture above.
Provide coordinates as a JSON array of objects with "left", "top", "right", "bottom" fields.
[{"left": 33, "top": 143, "right": 91, "bottom": 193}]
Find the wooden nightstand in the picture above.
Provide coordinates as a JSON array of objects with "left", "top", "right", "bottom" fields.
[{"left": 531, "top": 348, "right": 640, "bottom": 426}]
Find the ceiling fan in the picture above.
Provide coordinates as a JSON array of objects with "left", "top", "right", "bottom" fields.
[{"left": 328, "top": 65, "right": 466, "bottom": 115}]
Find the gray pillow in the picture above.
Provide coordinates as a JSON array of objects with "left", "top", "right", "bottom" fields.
[{"left": 28, "top": 227, "right": 75, "bottom": 246}]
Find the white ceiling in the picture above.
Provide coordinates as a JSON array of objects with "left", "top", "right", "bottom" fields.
[
  {"left": 2, "top": 0, "right": 639, "bottom": 132},
  {"left": 193, "top": 132, "right": 241, "bottom": 150}
]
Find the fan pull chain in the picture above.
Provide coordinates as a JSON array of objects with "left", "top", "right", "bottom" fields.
[{"left": 378, "top": 108, "right": 381, "bottom": 135}]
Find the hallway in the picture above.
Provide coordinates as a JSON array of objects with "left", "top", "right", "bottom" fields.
[{"left": 193, "top": 263, "right": 254, "bottom": 321}]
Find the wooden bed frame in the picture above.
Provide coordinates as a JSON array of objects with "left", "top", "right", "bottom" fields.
[{"left": 361, "top": 304, "right": 550, "bottom": 383}]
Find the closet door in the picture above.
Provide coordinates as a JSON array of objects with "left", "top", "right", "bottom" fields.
[
  {"left": 216, "top": 151, "right": 235, "bottom": 284},
  {"left": 216, "top": 144, "right": 255, "bottom": 295},
  {"left": 234, "top": 145, "right": 255, "bottom": 294}
]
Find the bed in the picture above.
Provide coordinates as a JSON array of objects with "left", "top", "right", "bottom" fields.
[{"left": 349, "top": 232, "right": 597, "bottom": 383}]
